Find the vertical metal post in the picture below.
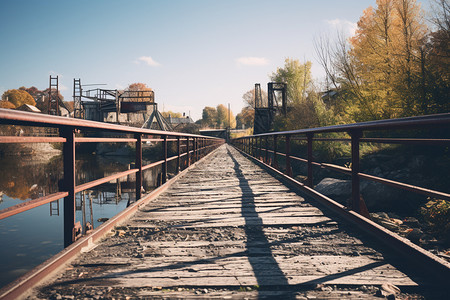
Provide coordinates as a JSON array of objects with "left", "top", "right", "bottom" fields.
[
  {"left": 176, "top": 136, "right": 180, "bottom": 174},
  {"left": 62, "top": 128, "right": 76, "bottom": 247},
  {"left": 162, "top": 135, "right": 167, "bottom": 184},
  {"left": 187, "top": 137, "right": 190, "bottom": 167},
  {"left": 265, "top": 136, "right": 269, "bottom": 164},
  {"left": 135, "top": 133, "right": 142, "bottom": 200},
  {"left": 307, "top": 133, "right": 313, "bottom": 187},
  {"left": 285, "top": 135, "right": 292, "bottom": 177},
  {"left": 193, "top": 137, "right": 197, "bottom": 163},
  {"left": 258, "top": 137, "right": 262, "bottom": 159},
  {"left": 273, "top": 135, "right": 278, "bottom": 169},
  {"left": 351, "top": 130, "right": 362, "bottom": 213}
]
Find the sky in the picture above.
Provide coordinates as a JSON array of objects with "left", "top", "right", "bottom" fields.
[{"left": 0, "top": 0, "right": 433, "bottom": 121}]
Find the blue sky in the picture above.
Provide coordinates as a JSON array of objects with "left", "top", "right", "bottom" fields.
[{"left": 0, "top": 0, "right": 432, "bottom": 120}]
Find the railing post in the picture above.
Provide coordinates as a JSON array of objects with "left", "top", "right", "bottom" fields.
[
  {"left": 351, "top": 130, "right": 362, "bottom": 213},
  {"left": 176, "top": 136, "right": 180, "bottom": 174},
  {"left": 135, "top": 133, "right": 142, "bottom": 200},
  {"left": 193, "top": 137, "right": 197, "bottom": 163},
  {"left": 285, "top": 135, "right": 292, "bottom": 177},
  {"left": 265, "top": 136, "right": 269, "bottom": 164},
  {"left": 187, "top": 136, "right": 190, "bottom": 167},
  {"left": 162, "top": 135, "right": 167, "bottom": 184},
  {"left": 307, "top": 133, "right": 313, "bottom": 187},
  {"left": 258, "top": 137, "right": 262, "bottom": 160},
  {"left": 62, "top": 127, "right": 76, "bottom": 247},
  {"left": 273, "top": 135, "right": 278, "bottom": 169}
]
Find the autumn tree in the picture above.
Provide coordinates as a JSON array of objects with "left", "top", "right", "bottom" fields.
[
  {"left": 216, "top": 104, "right": 236, "bottom": 128},
  {"left": 0, "top": 100, "right": 16, "bottom": 109},
  {"left": 201, "top": 106, "right": 218, "bottom": 127},
  {"left": 236, "top": 106, "right": 254, "bottom": 129},
  {"left": 1, "top": 89, "right": 36, "bottom": 108},
  {"left": 124, "top": 82, "right": 153, "bottom": 102},
  {"left": 161, "top": 111, "right": 183, "bottom": 118}
]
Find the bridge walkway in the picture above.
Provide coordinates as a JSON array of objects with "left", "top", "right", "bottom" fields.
[{"left": 33, "top": 145, "right": 427, "bottom": 299}]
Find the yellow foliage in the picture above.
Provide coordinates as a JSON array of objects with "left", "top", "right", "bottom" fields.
[{"left": 1, "top": 89, "right": 36, "bottom": 108}]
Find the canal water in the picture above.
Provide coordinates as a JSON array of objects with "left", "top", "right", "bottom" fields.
[{"left": 0, "top": 152, "right": 163, "bottom": 288}]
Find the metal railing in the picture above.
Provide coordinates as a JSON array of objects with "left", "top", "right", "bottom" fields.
[
  {"left": 231, "top": 113, "right": 450, "bottom": 217},
  {"left": 0, "top": 109, "right": 224, "bottom": 247}
]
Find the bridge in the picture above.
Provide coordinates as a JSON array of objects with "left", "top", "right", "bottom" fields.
[{"left": 0, "top": 109, "right": 449, "bottom": 299}]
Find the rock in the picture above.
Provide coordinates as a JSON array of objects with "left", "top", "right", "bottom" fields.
[
  {"left": 406, "top": 228, "right": 423, "bottom": 243},
  {"left": 314, "top": 178, "right": 351, "bottom": 197},
  {"left": 403, "top": 217, "right": 420, "bottom": 228},
  {"left": 381, "top": 283, "right": 400, "bottom": 295},
  {"left": 203, "top": 288, "right": 209, "bottom": 293},
  {"left": 360, "top": 182, "right": 404, "bottom": 210}
]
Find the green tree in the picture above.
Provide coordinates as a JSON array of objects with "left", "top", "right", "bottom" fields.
[
  {"left": 270, "top": 58, "right": 312, "bottom": 105},
  {"left": 1, "top": 89, "right": 36, "bottom": 108}
]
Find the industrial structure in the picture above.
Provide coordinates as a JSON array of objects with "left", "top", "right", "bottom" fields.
[
  {"left": 72, "top": 78, "right": 171, "bottom": 130},
  {"left": 253, "top": 82, "right": 287, "bottom": 134}
]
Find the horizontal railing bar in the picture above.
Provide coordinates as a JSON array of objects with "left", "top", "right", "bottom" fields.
[
  {"left": 235, "top": 113, "right": 450, "bottom": 138},
  {"left": 0, "top": 136, "right": 66, "bottom": 143},
  {"left": 0, "top": 109, "right": 222, "bottom": 140},
  {"left": 360, "top": 138, "right": 450, "bottom": 144},
  {"left": 142, "top": 138, "right": 178, "bottom": 142},
  {"left": 255, "top": 146, "right": 448, "bottom": 199},
  {"left": 358, "top": 173, "right": 450, "bottom": 201},
  {"left": 142, "top": 160, "right": 164, "bottom": 171},
  {"left": 240, "top": 136, "right": 450, "bottom": 145},
  {"left": 0, "top": 192, "right": 69, "bottom": 220},
  {"left": 167, "top": 155, "right": 178, "bottom": 162},
  {"left": 313, "top": 138, "right": 351, "bottom": 142},
  {"left": 320, "top": 163, "right": 352, "bottom": 174},
  {"left": 75, "top": 169, "right": 138, "bottom": 193},
  {"left": 75, "top": 137, "right": 137, "bottom": 143}
]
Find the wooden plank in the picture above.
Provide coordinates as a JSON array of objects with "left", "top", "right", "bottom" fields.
[{"left": 33, "top": 144, "right": 428, "bottom": 299}]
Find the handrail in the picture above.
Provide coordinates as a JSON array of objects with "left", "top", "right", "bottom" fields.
[
  {"left": 0, "top": 109, "right": 218, "bottom": 139},
  {"left": 242, "top": 113, "right": 450, "bottom": 137},
  {"left": 231, "top": 113, "right": 450, "bottom": 216},
  {"left": 0, "top": 109, "right": 224, "bottom": 247}
]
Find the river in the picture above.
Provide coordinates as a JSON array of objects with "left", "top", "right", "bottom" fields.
[{"left": 0, "top": 152, "right": 163, "bottom": 288}]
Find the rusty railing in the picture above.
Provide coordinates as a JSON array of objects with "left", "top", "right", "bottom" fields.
[
  {"left": 0, "top": 109, "right": 224, "bottom": 247},
  {"left": 231, "top": 113, "right": 450, "bottom": 216}
]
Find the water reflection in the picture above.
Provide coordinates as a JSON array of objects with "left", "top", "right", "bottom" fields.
[{"left": 0, "top": 153, "right": 161, "bottom": 288}]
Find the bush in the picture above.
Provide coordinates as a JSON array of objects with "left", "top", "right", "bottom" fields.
[{"left": 420, "top": 198, "right": 450, "bottom": 244}]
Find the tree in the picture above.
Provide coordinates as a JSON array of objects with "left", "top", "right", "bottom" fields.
[
  {"left": 201, "top": 106, "right": 218, "bottom": 127},
  {"left": 19, "top": 86, "right": 41, "bottom": 99},
  {"left": 124, "top": 82, "right": 153, "bottom": 102},
  {"left": 242, "top": 88, "right": 268, "bottom": 108},
  {"left": 236, "top": 106, "right": 254, "bottom": 129},
  {"left": 216, "top": 104, "right": 236, "bottom": 128},
  {"left": 1, "top": 89, "right": 35, "bottom": 108},
  {"left": 126, "top": 82, "right": 152, "bottom": 91},
  {"left": 270, "top": 58, "right": 312, "bottom": 105},
  {"left": 161, "top": 111, "right": 183, "bottom": 118},
  {"left": 0, "top": 100, "right": 16, "bottom": 109},
  {"left": 349, "top": 0, "right": 428, "bottom": 118}
]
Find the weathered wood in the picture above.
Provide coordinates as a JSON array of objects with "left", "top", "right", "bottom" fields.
[{"left": 33, "top": 145, "right": 430, "bottom": 299}]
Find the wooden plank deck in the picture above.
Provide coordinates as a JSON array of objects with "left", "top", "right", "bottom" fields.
[{"left": 31, "top": 144, "right": 430, "bottom": 299}]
